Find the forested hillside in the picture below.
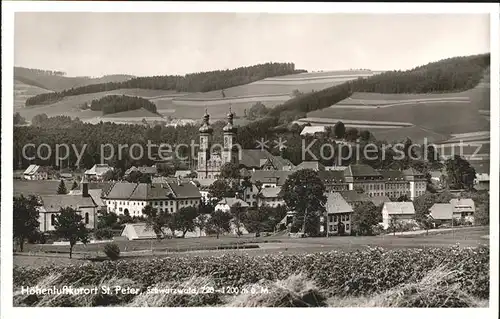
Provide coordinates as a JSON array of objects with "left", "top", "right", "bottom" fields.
[
  {"left": 269, "top": 53, "right": 490, "bottom": 119},
  {"left": 90, "top": 95, "right": 158, "bottom": 115},
  {"left": 25, "top": 63, "right": 305, "bottom": 106},
  {"left": 14, "top": 67, "right": 134, "bottom": 92}
]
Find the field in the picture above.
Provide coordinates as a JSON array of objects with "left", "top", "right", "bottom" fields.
[
  {"left": 13, "top": 230, "right": 489, "bottom": 307},
  {"left": 14, "top": 180, "right": 65, "bottom": 197},
  {"left": 14, "top": 70, "right": 378, "bottom": 123},
  {"left": 14, "top": 80, "right": 53, "bottom": 110}
]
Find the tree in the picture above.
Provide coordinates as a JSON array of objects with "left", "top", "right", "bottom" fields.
[
  {"left": 53, "top": 207, "right": 90, "bottom": 258},
  {"left": 143, "top": 205, "right": 171, "bottom": 239},
  {"left": 126, "top": 170, "right": 152, "bottom": 183},
  {"left": 418, "top": 214, "right": 434, "bottom": 235},
  {"left": 445, "top": 155, "right": 476, "bottom": 190},
  {"left": 360, "top": 130, "right": 371, "bottom": 141},
  {"left": 282, "top": 169, "right": 326, "bottom": 235},
  {"left": 97, "top": 209, "right": 118, "bottom": 229},
  {"left": 14, "top": 112, "right": 26, "bottom": 125},
  {"left": 208, "top": 179, "right": 235, "bottom": 201},
  {"left": 13, "top": 195, "right": 41, "bottom": 252},
  {"left": 220, "top": 162, "right": 241, "bottom": 180},
  {"left": 475, "top": 196, "right": 489, "bottom": 226},
  {"left": 57, "top": 179, "right": 68, "bottom": 194},
  {"left": 334, "top": 121, "right": 346, "bottom": 139},
  {"left": 194, "top": 213, "right": 210, "bottom": 237},
  {"left": 351, "top": 202, "right": 381, "bottom": 236},
  {"left": 345, "top": 128, "right": 359, "bottom": 142},
  {"left": 207, "top": 209, "right": 232, "bottom": 239},
  {"left": 71, "top": 181, "right": 79, "bottom": 190},
  {"left": 229, "top": 202, "right": 246, "bottom": 237},
  {"left": 175, "top": 206, "right": 199, "bottom": 238}
]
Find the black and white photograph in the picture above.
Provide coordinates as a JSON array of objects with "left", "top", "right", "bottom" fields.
[{"left": 1, "top": 1, "right": 498, "bottom": 314}]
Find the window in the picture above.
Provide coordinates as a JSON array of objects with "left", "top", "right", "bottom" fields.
[
  {"left": 51, "top": 214, "right": 56, "bottom": 226},
  {"left": 341, "top": 215, "right": 345, "bottom": 221},
  {"left": 334, "top": 215, "right": 337, "bottom": 222},
  {"left": 333, "top": 225, "right": 338, "bottom": 232},
  {"left": 346, "top": 214, "right": 350, "bottom": 221},
  {"left": 85, "top": 212, "right": 89, "bottom": 224},
  {"left": 170, "top": 201, "right": 173, "bottom": 206},
  {"left": 346, "top": 224, "right": 350, "bottom": 230},
  {"left": 329, "top": 225, "right": 333, "bottom": 232},
  {"left": 329, "top": 215, "right": 333, "bottom": 223},
  {"left": 170, "top": 208, "right": 173, "bottom": 213}
]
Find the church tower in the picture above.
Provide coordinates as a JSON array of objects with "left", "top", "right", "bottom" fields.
[
  {"left": 197, "top": 109, "right": 213, "bottom": 179},
  {"left": 222, "top": 106, "right": 238, "bottom": 165}
]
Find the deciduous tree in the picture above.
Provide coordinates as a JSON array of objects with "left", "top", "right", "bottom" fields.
[
  {"left": 13, "top": 195, "right": 41, "bottom": 252},
  {"left": 53, "top": 207, "right": 90, "bottom": 258}
]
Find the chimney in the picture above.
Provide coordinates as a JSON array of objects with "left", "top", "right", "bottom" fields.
[{"left": 81, "top": 175, "right": 89, "bottom": 197}]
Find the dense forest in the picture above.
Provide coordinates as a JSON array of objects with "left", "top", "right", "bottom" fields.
[
  {"left": 90, "top": 95, "right": 158, "bottom": 115},
  {"left": 25, "top": 63, "right": 305, "bottom": 106}
]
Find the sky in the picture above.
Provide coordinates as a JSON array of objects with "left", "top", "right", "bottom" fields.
[{"left": 14, "top": 13, "right": 490, "bottom": 77}]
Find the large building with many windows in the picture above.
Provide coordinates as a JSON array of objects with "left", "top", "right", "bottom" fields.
[{"left": 103, "top": 179, "right": 201, "bottom": 217}]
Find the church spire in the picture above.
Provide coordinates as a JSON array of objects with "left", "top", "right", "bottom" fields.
[
  {"left": 199, "top": 108, "right": 213, "bottom": 133},
  {"left": 223, "top": 105, "right": 237, "bottom": 133}
]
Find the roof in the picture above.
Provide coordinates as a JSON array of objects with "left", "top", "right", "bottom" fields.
[
  {"left": 169, "top": 181, "right": 201, "bottom": 199},
  {"left": 429, "top": 203, "right": 453, "bottom": 220},
  {"left": 294, "top": 161, "right": 325, "bottom": 171},
  {"left": 105, "top": 182, "right": 139, "bottom": 200},
  {"left": 122, "top": 223, "right": 157, "bottom": 239},
  {"left": 383, "top": 202, "right": 415, "bottom": 215},
  {"left": 326, "top": 192, "right": 353, "bottom": 214},
  {"left": 261, "top": 187, "right": 283, "bottom": 198},
  {"left": 175, "top": 170, "right": 193, "bottom": 177},
  {"left": 344, "top": 164, "right": 382, "bottom": 177},
  {"left": 125, "top": 166, "right": 158, "bottom": 175},
  {"left": 217, "top": 197, "right": 250, "bottom": 208},
  {"left": 88, "top": 189, "right": 105, "bottom": 207},
  {"left": 318, "top": 170, "right": 346, "bottom": 183},
  {"left": 39, "top": 194, "right": 97, "bottom": 212},
  {"left": 449, "top": 198, "right": 476, "bottom": 212},
  {"left": 85, "top": 164, "right": 112, "bottom": 176},
  {"left": 325, "top": 166, "right": 348, "bottom": 171},
  {"left": 338, "top": 190, "right": 372, "bottom": 203},
  {"left": 403, "top": 168, "right": 425, "bottom": 177},
  {"left": 238, "top": 149, "right": 292, "bottom": 170},
  {"left": 300, "top": 126, "right": 326, "bottom": 136},
  {"left": 250, "top": 170, "right": 293, "bottom": 186},
  {"left": 371, "top": 196, "right": 391, "bottom": 207},
  {"left": 379, "top": 170, "right": 406, "bottom": 181},
  {"left": 23, "top": 164, "right": 41, "bottom": 175}
]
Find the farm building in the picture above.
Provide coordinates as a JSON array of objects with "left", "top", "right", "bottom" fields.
[
  {"left": 381, "top": 202, "right": 416, "bottom": 229},
  {"left": 324, "top": 192, "right": 354, "bottom": 235},
  {"left": 429, "top": 203, "right": 454, "bottom": 223},
  {"left": 300, "top": 125, "right": 326, "bottom": 136},
  {"left": 23, "top": 164, "right": 48, "bottom": 180},
  {"left": 84, "top": 164, "right": 113, "bottom": 181},
  {"left": 449, "top": 198, "right": 475, "bottom": 224}
]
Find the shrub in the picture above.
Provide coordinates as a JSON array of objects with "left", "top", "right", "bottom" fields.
[
  {"left": 103, "top": 243, "right": 121, "bottom": 260},
  {"left": 95, "top": 228, "right": 114, "bottom": 240}
]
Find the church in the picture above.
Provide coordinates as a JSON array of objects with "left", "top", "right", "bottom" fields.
[{"left": 196, "top": 109, "right": 294, "bottom": 179}]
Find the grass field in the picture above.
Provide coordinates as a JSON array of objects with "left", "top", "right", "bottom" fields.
[
  {"left": 14, "top": 180, "right": 66, "bottom": 197},
  {"left": 14, "top": 80, "right": 53, "bottom": 110}
]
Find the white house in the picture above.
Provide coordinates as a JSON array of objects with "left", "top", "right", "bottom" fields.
[
  {"left": 300, "top": 125, "right": 326, "bottom": 136},
  {"left": 449, "top": 198, "right": 475, "bottom": 224},
  {"left": 259, "top": 187, "right": 285, "bottom": 208},
  {"left": 23, "top": 165, "right": 48, "bottom": 180},
  {"left": 324, "top": 192, "right": 354, "bottom": 235},
  {"left": 381, "top": 202, "right": 416, "bottom": 229},
  {"left": 84, "top": 164, "right": 113, "bottom": 181}
]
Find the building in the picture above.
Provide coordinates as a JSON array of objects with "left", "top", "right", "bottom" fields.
[
  {"left": 37, "top": 179, "right": 98, "bottom": 232},
  {"left": 103, "top": 180, "right": 201, "bottom": 217},
  {"left": 344, "top": 164, "right": 386, "bottom": 197},
  {"left": 300, "top": 125, "right": 327, "bottom": 136},
  {"left": 23, "top": 165, "right": 48, "bottom": 180},
  {"left": 449, "top": 198, "right": 475, "bottom": 224},
  {"left": 318, "top": 170, "right": 349, "bottom": 192},
  {"left": 84, "top": 164, "right": 113, "bottom": 181},
  {"left": 259, "top": 187, "right": 285, "bottom": 208},
  {"left": 379, "top": 170, "right": 409, "bottom": 199},
  {"left": 325, "top": 192, "right": 354, "bottom": 235},
  {"left": 337, "top": 190, "right": 372, "bottom": 209},
  {"left": 121, "top": 223, "right": 157, "bottom": 240},
  {"left": 196, "top": 109, "right": 293, "bottom": 179},
  {"left": 381, "top": 202, "right": 416, "bottom": 229},
  {"left": 370, "top": 195, "right": 391, "bottom": 208},
  {"left": 293, "top": 161, "right": 325, "bottom": 172},
  {"left": 402, "top": 168, "right": 427, "bottom": 200},
  {"left": 429, "top": 203, "right": 453, "bottom": 223},
  {"left": 474, "top": 173, "right": 489, "bottom": 191},
  {"left": 124, "top": 165, "right": 158, "bottom": 177}
]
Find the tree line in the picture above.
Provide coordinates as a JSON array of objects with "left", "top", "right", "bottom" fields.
[
  {"left": 25, "top": 62, "right": 305, "bottom": 106},
  {"left": 90, "top": 95, "right": 158, "bottom": 115}
]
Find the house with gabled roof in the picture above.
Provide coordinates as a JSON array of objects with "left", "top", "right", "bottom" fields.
[
  {"left": 449, "top": 198, "right": 475, "bottom": 224},
  {"left": 23, "top": 164, "right": 48, "bottom": 180},
  {"left": 429, "top": 203, "right": 453, "bottom": 222},
  {"left": 325, "top": 192, "right": 354, "bottom": 235},
  {"left": 84, "top": 164, "right": 113, "bottom": 181},
  {"left": 381, "top": 202, "right": 416, "bottom": 229}
]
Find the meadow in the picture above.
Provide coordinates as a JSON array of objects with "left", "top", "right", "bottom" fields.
[
  {"left": 14, "top": 180, "right": 65, "bottom": 197},
  {"left": 13, "top": 244, "right": 489, "bottom": 307}
]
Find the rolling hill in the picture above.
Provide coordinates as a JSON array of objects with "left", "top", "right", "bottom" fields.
[
  {"left": 16, "top": 70, "right": 379, "bottom": 123},
  {"left": 14, "top": 67, "right": 134, "bottom": 91}
]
